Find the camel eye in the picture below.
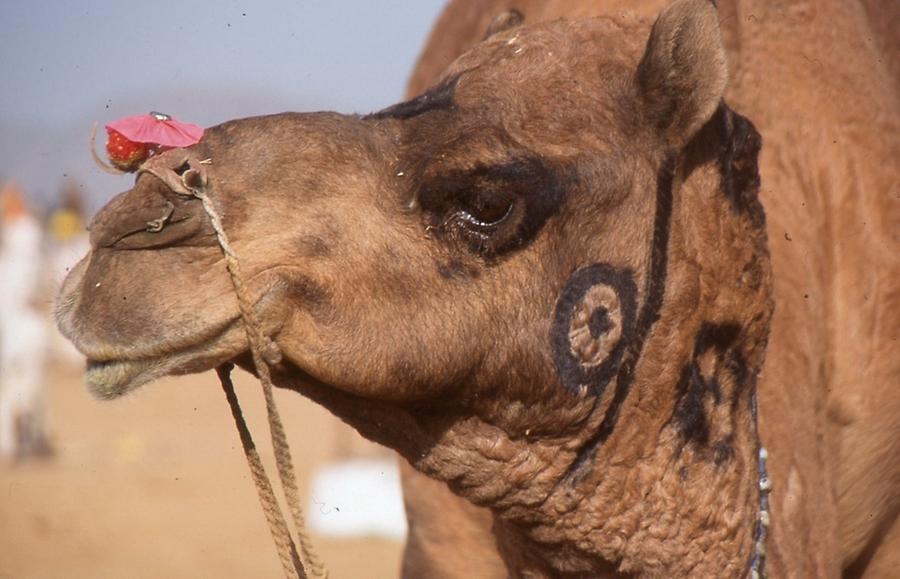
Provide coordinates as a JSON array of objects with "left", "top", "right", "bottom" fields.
[
  {"left": 453, "top": 194, "right": 515, "bottom": 231},
  {"left": 420, "top": 179, "right": 520, "bottom": 254},
  {"left": 418, "top": 157, "right": 563, "bottom": 256}
]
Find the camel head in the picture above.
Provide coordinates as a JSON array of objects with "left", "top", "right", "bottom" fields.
[{"left": 58, "top": 0, "right": 773, "bottom": 573}]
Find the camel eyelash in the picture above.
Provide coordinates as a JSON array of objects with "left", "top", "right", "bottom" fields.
[{"left": 418, "top": 158, "right": 565, "bottom": 256}]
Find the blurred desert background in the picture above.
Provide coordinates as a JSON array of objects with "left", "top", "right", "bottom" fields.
[
  {"left": 1, "top": 366, "right": 405, "bottom": 579},
  {"left": 0, "top": 1, "right": 447, "bottom": 577}
]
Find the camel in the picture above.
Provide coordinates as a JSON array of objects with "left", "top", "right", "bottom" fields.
[{"left": 55, "top": 0, "right": 899, "bottom": 576}]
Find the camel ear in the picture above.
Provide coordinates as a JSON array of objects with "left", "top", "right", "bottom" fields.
[{"left": 635, "top": 0, "right": 727, "bottom": 147}]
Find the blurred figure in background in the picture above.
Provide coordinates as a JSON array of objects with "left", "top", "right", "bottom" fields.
[
  {"left": 48, "top": 180, "right": 89, "bottom": 285},
  {"left": 0, "top": 182, "right": 52, "bottom": 461},
  {"left": 47, "top": 180, "right": 90, "bottom": 365}
]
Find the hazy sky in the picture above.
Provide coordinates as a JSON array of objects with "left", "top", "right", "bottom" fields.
[{"left": 0, "top": 0, "right": 447, "bottom": 212}]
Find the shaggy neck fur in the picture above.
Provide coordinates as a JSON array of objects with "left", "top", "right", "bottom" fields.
[
  {"left": 416, "top": 288, "right": 763, "bottom": 577},
  {"left": 277, "top": 369, "right": 760, "bottom": 578}
]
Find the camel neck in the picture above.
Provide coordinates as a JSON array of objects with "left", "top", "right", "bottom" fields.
[
  {"left": 488, "top": 411, "right": 762, "bottom": 577},
  {"left": 408, "top": 373, "right": 763, "bottom": 577}
]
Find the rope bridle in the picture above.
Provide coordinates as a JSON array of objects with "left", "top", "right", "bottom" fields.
[{"left": 139, "top": 154, "right": 327, "bottom": 579}]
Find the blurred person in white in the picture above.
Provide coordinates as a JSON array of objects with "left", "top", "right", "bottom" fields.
[
  {"left": 0, "top": 182, "right": 52, "bottom": 460},
  {"left": 47, "top": 180, "right": 90, "bottom": 365}
]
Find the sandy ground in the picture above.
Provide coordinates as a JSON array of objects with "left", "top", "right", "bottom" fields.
[{"left": 0, "top": 362, "right": 403, "bottom": 579}]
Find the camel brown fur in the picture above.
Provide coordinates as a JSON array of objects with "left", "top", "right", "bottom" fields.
[
  {"left": 402, "top": 1, "right": 900, "bottom": 577},
  {"left": 56, "top": 0, "right": 898, "bottom": 577}
]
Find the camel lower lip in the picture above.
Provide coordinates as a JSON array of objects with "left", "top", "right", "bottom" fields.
[
  {"left": 85, "top": 357, "right": 157, "bottom": 400},
  {"left": 81, "top": 319, "right": 251, "bottom": 400}
]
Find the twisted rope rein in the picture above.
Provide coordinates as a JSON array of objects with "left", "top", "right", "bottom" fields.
[
  {"left": 139, "top": 156, "right": 327, "bottom": 579},
  {"left": 217, "top": 366, "right": 309, "bottom": 579}
]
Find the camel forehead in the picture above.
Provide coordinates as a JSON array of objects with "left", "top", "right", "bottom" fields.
[{"left": 449, "top": 16, "right": 648, "bottom": 110}]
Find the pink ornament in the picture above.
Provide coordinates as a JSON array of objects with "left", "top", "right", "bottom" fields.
[{"left": 105, "top": 111, "right": 204, "bottom": 149}]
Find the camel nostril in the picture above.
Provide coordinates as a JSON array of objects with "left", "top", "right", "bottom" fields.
[
  {"left": 182, "top": 168, "right": 204, "bottom": 191},
  {"left": 173, "top": 161, "right": 190, "bottom": 176}
]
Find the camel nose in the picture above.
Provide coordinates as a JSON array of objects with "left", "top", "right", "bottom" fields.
[{"left": 87, "top": 175, "right": 215, "bottom": 251}]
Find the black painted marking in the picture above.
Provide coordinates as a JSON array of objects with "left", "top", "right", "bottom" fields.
[
  {"left": 564, "top": 154, "right": 677, "bottom": 482},
  {"left": 717, "top": 105, "right": 765, "bottom": 228},
  {"left": 550, "top": 264, "right": 638, "bottom": 397},
  {"left": 664, "top": 319, "right": 762, "bottom": 467},
  {"left": 367, "top": 74, "right": 461, "bottom": 120},
  {"left": 712, "top": 440, "right": 735, "bottom": 464},
  {"left": 589, "top": 307, "right": 613, "bottom": 339},
  {"left": 671, "top": 322, "right": 747, "bottom": 457}
]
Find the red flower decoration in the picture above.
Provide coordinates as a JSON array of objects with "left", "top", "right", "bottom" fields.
[{"left": 105, "top": 112, "right": 204, "bottom": 171}]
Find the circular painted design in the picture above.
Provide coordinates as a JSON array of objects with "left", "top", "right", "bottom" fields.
[{"left": 551, "top": 263, "right": 637, "bottom": 396}]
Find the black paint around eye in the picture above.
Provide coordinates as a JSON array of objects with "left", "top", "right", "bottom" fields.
[{"left": 419, "top": 157, "right": 565, "bottom": 255}]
